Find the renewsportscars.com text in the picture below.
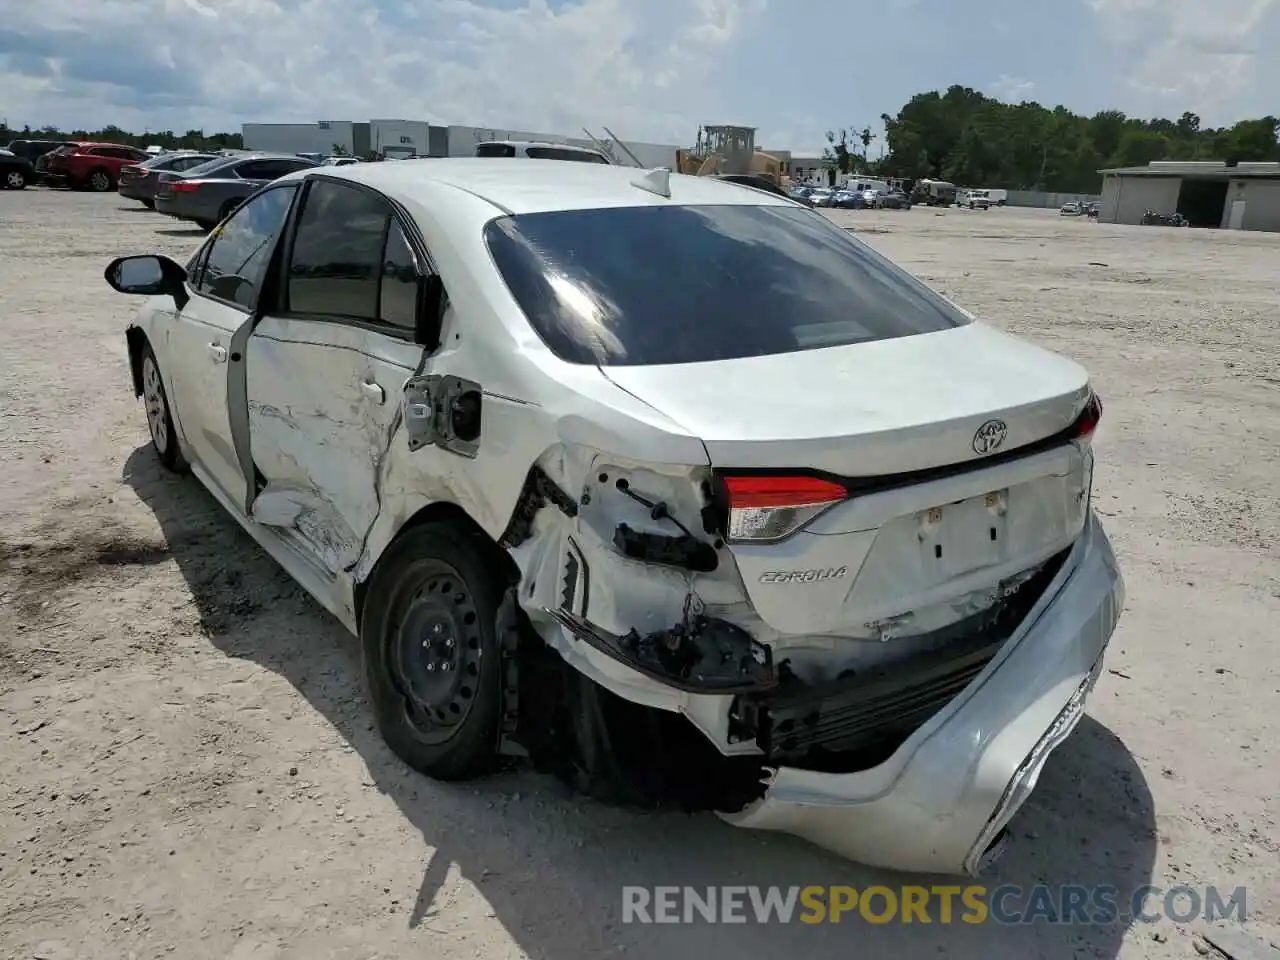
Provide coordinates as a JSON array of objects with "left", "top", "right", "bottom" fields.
[{"left": 621, "top": 884, "right": 1247, "bottom": 926}]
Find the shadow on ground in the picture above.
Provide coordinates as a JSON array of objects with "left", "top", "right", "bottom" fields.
[
  {"left": 123, "top": 444, "right": 1157, "bottom": 959},
  {"left": 152, "top": 227, "right": 207, "bottom": 237}
]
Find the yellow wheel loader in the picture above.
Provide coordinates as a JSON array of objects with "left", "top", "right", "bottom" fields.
[{"left": 676, "top": 125, "right": 792, "bottom": 192}]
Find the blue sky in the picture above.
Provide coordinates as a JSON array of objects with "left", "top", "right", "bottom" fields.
[{"left": 2, "top": 0, "right": 1277, "bottom": 153}]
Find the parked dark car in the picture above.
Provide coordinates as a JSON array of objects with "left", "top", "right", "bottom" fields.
[
  {"left": 787, "top": 185, "right": 815, "bottom": 206},
  {"left": 44, "top": 142, "right": 151, "bottom": 191},
  {"left": 118, "top": 151, "right": 219, "bottom": 208},
  {"left": 6, "top": 139, "right": 75, "bottom": 165},
  {"left": 0, "top": 148, "right": 36, "bottom": 189},
  {"left": 153, "top": 153, "right": 319, "bottom": 230},
  {"left": 880, "top": 191, "right": 913, "bottom": 210},
  {"left": 828, "top": 189, "right": 861, "bottom": 209},
  {"left": 5, "top": 139, "right": 77, "bottom": 184}
]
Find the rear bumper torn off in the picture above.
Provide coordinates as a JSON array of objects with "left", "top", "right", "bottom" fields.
[{"left": 718, "top": 512, "right": 1124, "bottom": 875}]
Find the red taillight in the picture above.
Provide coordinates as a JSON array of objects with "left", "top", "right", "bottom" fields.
[
  {"left": 721, "top": 475, "right": 848, "bottom": 543},
  {"left": 1073, "top": 392, "right": 1103, "bottom": 441},
  {"left": 170, "top": 181, "right": 200, "bottom": 192}
]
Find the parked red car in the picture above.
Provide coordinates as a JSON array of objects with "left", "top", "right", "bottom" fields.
[{"left": 44, "top": 142, "right": 151, "bottom": 192}]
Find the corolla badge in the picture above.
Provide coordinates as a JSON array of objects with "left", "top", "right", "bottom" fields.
[{"left": 972, "top": 419, "right": 1008, "bottom": 454}]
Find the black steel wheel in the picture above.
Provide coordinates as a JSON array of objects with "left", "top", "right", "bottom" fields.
[{"left": 360, "top": 522, "right": 503, "bottom": 780}]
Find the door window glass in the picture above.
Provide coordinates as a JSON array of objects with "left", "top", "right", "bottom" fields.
[
  {"left": 286, "top": 180, "right": 390, "bottom": 322},
  {"left": 196, "top": 186, "right": 296, "bottom": 310}
]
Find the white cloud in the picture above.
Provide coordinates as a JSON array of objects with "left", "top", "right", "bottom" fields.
[
  {"left": 990, "top": 74, "right": 1036, "bottom": 102},
  {"left": 1086, "top": 0, "right": 1280, "bottom": 120},
  {"left": 0, "top": 0, "right": 767, "bottom": 142}
]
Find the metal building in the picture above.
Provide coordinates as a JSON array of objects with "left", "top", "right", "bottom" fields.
[
  {"left": 242, "top": 119, "right": 681, "bottom": 166},
  {"left": 1098, "top": 160, "right": 1280, "bottom": 231}
]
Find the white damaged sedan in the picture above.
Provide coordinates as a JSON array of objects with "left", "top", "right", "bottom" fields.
[{"left": 105, "top": 159, "right": 1124, "bottom": 875}]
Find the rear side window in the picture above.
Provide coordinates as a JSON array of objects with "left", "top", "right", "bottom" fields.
[
  {"left": 485, "top": 203, "right": 970, "bottom": 367},
  {"left": 524, "top": 147, "right": 608, "bottom": 163},
  {"left": 476, "top": 143, "right": 516, "bottom": 157},
  {"left": 180, "top": 157, "right": 233, "bottom": 178}
]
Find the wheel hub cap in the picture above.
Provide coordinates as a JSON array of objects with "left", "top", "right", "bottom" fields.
[{"left": 393, "top": 572, "right": 483, "bottom": 731}]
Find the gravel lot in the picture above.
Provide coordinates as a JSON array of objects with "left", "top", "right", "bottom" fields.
[{"left": 1, "top": 189, "right": 1276, "bottom": 960}]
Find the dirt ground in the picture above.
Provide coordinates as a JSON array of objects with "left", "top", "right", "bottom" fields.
[{"left": 0, "top": 189, "right": 1276, "bottom": 960}]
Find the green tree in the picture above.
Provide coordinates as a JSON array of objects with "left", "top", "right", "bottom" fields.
[
  {"left": 823, "top": 128, "right": 854, "bottom": 173},
  {"left": 0, "top": 121, "right": 244, "bottom": 151},
  {"left": 877, "top": 89, "right": 1279, "bottom": 192}
]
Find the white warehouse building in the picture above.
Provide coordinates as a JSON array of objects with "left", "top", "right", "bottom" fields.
[
  {"left": 241, "top": 119, "right": 681, "bottom": 168},
  {"left": 1098, "top": 160, "right": 1280, "bottom": 231}
]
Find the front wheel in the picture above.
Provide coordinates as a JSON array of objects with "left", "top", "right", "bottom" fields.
[
  {"left": 140, "top": 342, "right": 187, "bottom": 472},
  {"left": 360, "top": 523, "right": 504, "bottom": 780},
  {"left": 4, "top": 169, "right": 26, "bottom": 189},
  {"left": 88, "top": 169, "right": 113, "bottom": 192}
]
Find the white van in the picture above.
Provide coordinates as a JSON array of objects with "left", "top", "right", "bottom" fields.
[
  {"left": 984, "top": 188, "right": 1008, "bottom": 206},
  {"left": 475, "top": 140, "right": 610, "bottom": 164},
  {"left": 842, "top": 177, "right": 889, "bottom": 195}
]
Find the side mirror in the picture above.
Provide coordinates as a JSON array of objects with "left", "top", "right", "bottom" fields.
[
  {"left": 414, "top": 274, "right": 446, "bottom": 350},
  {"left": 104, "top": 255, "right": 189, "bottom": 310}
]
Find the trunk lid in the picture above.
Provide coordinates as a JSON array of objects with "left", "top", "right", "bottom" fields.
[{"left": 601, "top": 323, "right": 1096, "bottom": 637}]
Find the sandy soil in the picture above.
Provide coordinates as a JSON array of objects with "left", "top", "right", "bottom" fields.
[{"left": 0, "top": 190, "right": 1276, "bottom": 960}]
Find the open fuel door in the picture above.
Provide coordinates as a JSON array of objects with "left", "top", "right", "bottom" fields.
[{"left": 403, "top": 374, "right": 483, "bottom": 458}]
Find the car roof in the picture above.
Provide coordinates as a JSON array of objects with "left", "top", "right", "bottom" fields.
[
  {"left": 284, "top": 158, "right": 795, "bottom": 215},
  {"left": 196, "top": 152, "right": 313, "bottom": 168}
]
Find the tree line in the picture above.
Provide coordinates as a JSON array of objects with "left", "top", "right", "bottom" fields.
[
  {"left": 826, "top": 86, "right": 1280, "bottom": 193},
  {"left": 1, "top": 122, "right": 244, "bottom": 152}
]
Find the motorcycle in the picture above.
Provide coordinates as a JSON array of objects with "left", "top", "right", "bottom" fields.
[{"left": 1141, "top": 209, "right": 1189, "bottom": 227}]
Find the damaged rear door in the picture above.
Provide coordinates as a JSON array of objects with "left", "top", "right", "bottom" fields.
[{"left": 245, "top": 176, "right": 428, "bottom": 573}]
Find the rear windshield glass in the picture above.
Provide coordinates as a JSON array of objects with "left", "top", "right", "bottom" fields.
[
  {"left": 179, "top": 157, "right": 233, "bottom": 178},
  {"left": 142, "top": 153, "right": 192, "bottom": 169},
  {"left": 525, "top": 146, "right": 608, "bottom": 163},
  {"left": 484, "top": 203, "right": 970, "bottom": 366}
]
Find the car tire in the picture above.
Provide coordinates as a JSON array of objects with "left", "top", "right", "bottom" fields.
[
  {"left": 194, "top": 220, "right": 217, "bottom": 232},
  {"left": 142, "top": 199, "right": 155, "bottom": 209},
  {"left": 88, "top": 169, "right": 113, "bottom": 192},
  {"left": 4, "top": 169, "right": 27, "bottom": 189},
  {"left": 360, "top": 522, "right": 504, "bottom": 781},
  {"left": 139, "top": 342, "right": 188, "bottom": 473}
]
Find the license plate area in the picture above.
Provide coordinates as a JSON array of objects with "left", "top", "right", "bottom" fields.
[{"left": 917, "top": 489, "right": 1009, "bottom": 577}]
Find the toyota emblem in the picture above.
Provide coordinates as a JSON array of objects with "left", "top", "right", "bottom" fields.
[{"left": 972, "top": 419, "right": 1008, "bottom": 454}]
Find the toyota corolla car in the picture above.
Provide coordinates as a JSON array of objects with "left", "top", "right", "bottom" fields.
[{"left": 103, "top": 159, "right": 1123, "bottom": 875}]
